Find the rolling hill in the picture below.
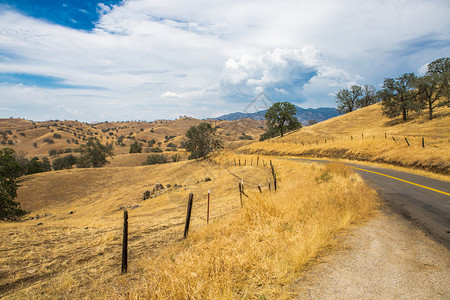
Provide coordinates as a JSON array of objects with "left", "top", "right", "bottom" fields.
[{"left": 239, "top": 103, "right": 450, "bottom": 174}]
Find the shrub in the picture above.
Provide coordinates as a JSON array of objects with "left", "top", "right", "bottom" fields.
[
  {"left": 32, "top": 142, "right": 38, "bottom": 148},
  {"left": 48, "top": 149, "right": 57, "bottom": 156},
  {"left": 167, "top": 142, "right": 177, "bottom": 148},
  {"left": 43, "top": 138, "right": 54, "bottom": 144},
  {"left": 129, "top": 141, "right": 143, "bottom": 153},
  {"left": 142, "top": 154, "right": 168, "bottom": 165},
  {"left": 172, "top": 154, "right": 181, "bottom": 162},
  {"left": 149, "top": 147, "right": 163, "bottom": 153},
  {"left": 52, "top": 154, "right": 77, "bottom": 170}
]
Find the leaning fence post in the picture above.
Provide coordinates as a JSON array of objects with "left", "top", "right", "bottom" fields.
[
  {"left": 392, "top": 136, "right": 396, "bottom": 142},
  {"left": 184, "top": 193, "right": 194, "bottom": 238},
  {"left": 258, "top": 184, "right": 262, "bottom": 193},
  {"left": 121, "top": 210, "right": 128, "bottom": 274},
  {"left": 404, "top": 137, "right": 410, "bottom": 146},
  {"left": 257, "top": 156, "right": 259, "bottom": 166}
]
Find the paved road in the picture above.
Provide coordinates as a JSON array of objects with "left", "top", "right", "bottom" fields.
[{"left": 288, "top": 158, "right": 450, "bottom": 249}]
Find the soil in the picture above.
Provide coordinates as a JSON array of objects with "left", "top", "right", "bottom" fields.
[{"left": 295, "top": 207, "right": 450, "bottom": 299}]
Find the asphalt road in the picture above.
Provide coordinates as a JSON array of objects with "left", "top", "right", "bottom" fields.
[{"left": 288, "top": 158, "right": 450, "bottom": 249}]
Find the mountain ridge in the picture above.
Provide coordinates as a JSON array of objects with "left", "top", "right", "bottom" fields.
[{"left": 212, "top": 106, "right": 339, "bottom": 124}]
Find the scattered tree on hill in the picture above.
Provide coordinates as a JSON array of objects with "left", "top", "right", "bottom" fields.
[
  {"left": 261, "top": 102, "right": 300, "bottom": 140},
  {"left": 52, "top": 155, "right": 77, "bottom": 170},
  {"left": 307, "top": 119, "right": 318, "bottom": 126},
  {"left": 185, "top": 123, "right": 222, "bottom": 159},
  {"left": 415, "top": 57, "right": 450, "bottom": 120},
  {"left": 0, "top": 148, "right": 28, "bottom": 221},
  {"left": 358, "top": 84, "right": 379, "bottom": 108},
  {"left": 77, "top": 138, "right": 114, "bottom": 168},
  {"left": 336, "top": 85, "right": 362, "bottom": 114},
  {"left": 379, "top": 73, "right": 421, "bottom": 121},
  {"left": 129, "top": 141, "right": 143, "bottom": 153}
]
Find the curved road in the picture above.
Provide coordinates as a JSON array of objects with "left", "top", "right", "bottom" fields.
[{"left": 288, "top": 158, "right": 450, "bottom": 249}]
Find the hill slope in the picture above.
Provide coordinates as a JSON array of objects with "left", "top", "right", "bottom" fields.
[
  {"left": 0, "top": 117, "right": 265, "bottom": 164},
  {"left": 239, "top": 103, "right": 450, "bottom": 174}
]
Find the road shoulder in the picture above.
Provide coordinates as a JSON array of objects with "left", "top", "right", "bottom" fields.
[{"left": 294, "top": 207, "right": 450, "bottom": 299}]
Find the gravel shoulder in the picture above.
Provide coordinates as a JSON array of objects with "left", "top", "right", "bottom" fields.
[{"left": 295, "top": 207, "right": 450, "bottom": 299}]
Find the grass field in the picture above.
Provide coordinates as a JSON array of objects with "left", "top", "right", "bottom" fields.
[
  {"left": 239, "top": 104, "right": 450, "bottom": 174},
  {"left": 0, "top": 152, "right": 378, "bottom": 298}
]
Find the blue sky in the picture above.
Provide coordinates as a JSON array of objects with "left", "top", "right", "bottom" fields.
[{"left": 0, "top": 0, "right": 449, "bottom": 122}]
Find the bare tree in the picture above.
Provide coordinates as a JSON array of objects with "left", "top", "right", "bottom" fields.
[{"left": 336, "top": 85, "right": 362, "bottom": 114}]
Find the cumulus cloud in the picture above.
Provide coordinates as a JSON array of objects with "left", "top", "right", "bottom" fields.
[
  {"left": 0, "top": 0, "right": 449, "bottom": 121},
  {"left": 161, "top": 91, "right": 181, "bottom": 98}
]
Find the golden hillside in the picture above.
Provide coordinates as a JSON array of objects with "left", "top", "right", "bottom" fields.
[
  {"left": 0, "top": 117, "right": 265, "bottom": 166},
  {"left": 240, "top": 103, "right": 450, "bottom": 174}
]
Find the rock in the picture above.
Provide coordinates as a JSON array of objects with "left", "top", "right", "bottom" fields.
[
  {"left": 36, "top": 222, "right": 43, "bottom": 226},
  {"left": 205, "top": 177, "right": 212, "bottom": 182},
  {"left": 166, "top": 184, "right": 171, "bottom": 188},
  {"left": 35, "top": 215, "right": 40, "bottom": 219},
  {"left": 154, "top": 183, "right": 164, "bottom": 191},
  {"left": 69, "top": 211, "right": 74, "bottom": 214}
]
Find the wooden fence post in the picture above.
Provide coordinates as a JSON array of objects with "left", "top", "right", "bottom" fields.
[
  {"left": 239, "top": 159, "right": 241, "bottom": 166},
  {"left": 392, "top": 136, "right": 396, "bottom": 142},
  {"left": 239, "top": 183, "right": 243, "bottom": 208},
  {"left": 385, "top": 132, "right": 387, "bottom": 139},
  {"left": 351, "top": 136, "right": 353, "bottom": 141},
  {"left": 257, "top": 156, "right": 259, "bottom": 166},
  {"left": 404, "top": 137, "right": 410, "bottom": 146},
  {"left": 362, "top": 133, "right": 364, "bottom": 140},
  {"left": 121, "top": 210, "right": 128, "bottom": 274},
  {"left": 245, "top": 159, "right": 246, "bottom": 166},
  {"left": 268, "top": 179, "right": 271, "bottom": 191},
  {"left": 270, "top": 160, "right": 277, "bottom": 191},
  {"left": 302, "top": 141, "right": 304, "bottom": 146},
  {"left": 184, "top": 193, "right": 194, "bottom": 238},
  {"left": 325, "top": 139, "right": 327, "bottom": 143},
  {"left": 422, "top": 137, "right": 425, "bottom": 148},
  {"left": 258, "top": 184, "right": 262, "bottom": 193},
  {"left": 207, "top": 190, "right": 210, "bottom": 224}
]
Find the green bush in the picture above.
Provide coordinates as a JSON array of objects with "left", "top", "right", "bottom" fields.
[
  {"left": 142, "top": 154, "right": 168, "bottom": 165},
  {"left": 52, "top": 155, "right": 77, "bottom": 170},
  {"left": 129, "top": 141, "right": 143, "bottom": 153},
  {"left": 149, "top": 147, "right": 163, "bottom": 153}
]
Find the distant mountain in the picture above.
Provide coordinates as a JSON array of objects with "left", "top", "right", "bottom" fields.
[{"left": 213, "top": 106, "right": 339, "bottom": 124}]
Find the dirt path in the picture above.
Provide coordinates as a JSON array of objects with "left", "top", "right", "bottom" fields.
[{"left": 295, "top": 207, "right": 450, "bottom": 299}]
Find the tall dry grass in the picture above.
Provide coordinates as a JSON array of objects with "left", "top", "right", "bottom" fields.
[{"left": 119, "top": 158, "right": 378, "bottom": 299}]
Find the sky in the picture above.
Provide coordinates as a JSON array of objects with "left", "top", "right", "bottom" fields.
[{"left": 0, "top": 0, "right": 449, "bottom": 122}]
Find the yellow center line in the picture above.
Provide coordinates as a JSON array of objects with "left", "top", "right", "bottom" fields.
[
  {"left": 289, "top": 157, "right": 450, "bottom": 197},
  {"left": 351, "top": 167, "right": 450, "bottom": 197}
]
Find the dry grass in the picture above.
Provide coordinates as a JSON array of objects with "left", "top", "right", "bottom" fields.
[
  {"left": 109, "top": 155, "right": 378, "bottom": 299},
  {"left": 0, "top": 155, "right": 272, "bottom": 298},
  {"left": 239, "top": 104, "right": 450, "bottom": 174},
  {"left": 0, "top": 153, "right": 379, "bottom": 298}
]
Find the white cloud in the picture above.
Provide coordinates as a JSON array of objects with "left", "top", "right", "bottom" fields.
[
  {"left": 0, "top": 0, "right": 449, "bottom": 121},
  {"left": 161, "top": 91, "right": 181, "bottom": 98}
]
